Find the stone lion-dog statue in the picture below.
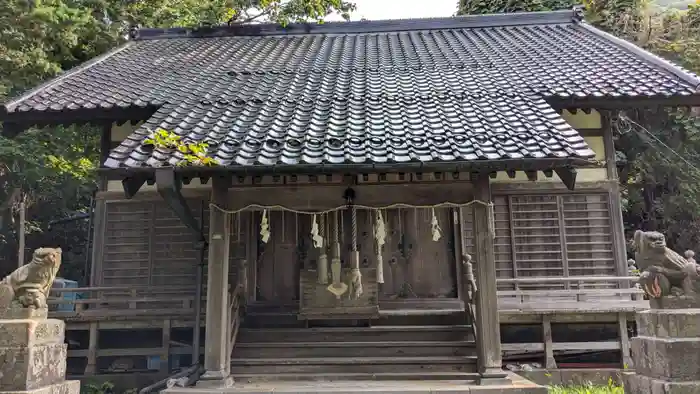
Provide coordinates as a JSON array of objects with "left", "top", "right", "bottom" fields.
[
  {"left": 632, "top": 230, "right": 700, "bottom": 298},
  {"left": 0, "top": 247, "right": 62, "bottom": 311}
]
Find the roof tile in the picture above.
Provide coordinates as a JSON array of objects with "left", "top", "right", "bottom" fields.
[{"left": 6, "top": 11, "right": 698, "bottom": 169}]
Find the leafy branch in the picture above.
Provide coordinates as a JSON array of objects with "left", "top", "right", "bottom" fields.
[{"left": 143, "top": 129, "right": 219, "bottom": 167}]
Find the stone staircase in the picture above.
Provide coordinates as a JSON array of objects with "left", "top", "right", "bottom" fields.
[{"left": 229, "top": 304, "right": 478, "bottom": 383}]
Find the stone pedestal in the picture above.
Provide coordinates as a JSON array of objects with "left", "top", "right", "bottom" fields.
[
  {"left": 0, "top": 315, "right": 80, "bottom": 394},
  {"left": 623, "top": 296, "right": 700, "bottom": 394}
]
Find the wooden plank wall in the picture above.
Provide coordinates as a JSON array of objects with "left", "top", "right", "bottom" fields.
[
  {"left": 97, "top": 198, "right": 250, "bottom": 305},
  {"left": 483, "top": 192, "right": 616, "bottom": 291},
  {"left": 95, "top": 189, "right": 617, "bottom": 307}
]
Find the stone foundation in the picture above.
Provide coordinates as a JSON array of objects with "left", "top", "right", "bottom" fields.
[
  {"left": 623, "top": 296, "right": 700, "bottom": 394},
  {"left": 0, "top": 318, "right": 79, "bottom": 394}
]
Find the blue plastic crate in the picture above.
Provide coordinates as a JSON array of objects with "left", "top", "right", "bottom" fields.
[{"left": 51, "top": 278, "right": 84, "bottom": 312}]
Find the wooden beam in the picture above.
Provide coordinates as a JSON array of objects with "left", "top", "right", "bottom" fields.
[
  {"left": 618, "top": 312, "right": 633, "bottom": 369},
  {"left": 85, "top": 322, "right": 98, "bottom": 376},
  {"left": 155, "top": 168, "right": 206, "bottom": 241},
  {"left": 198, "top": 177, "right": 232, "bottom": 386},
  {"left": 471, "top": 173, "right": 507, "bottom": 383},
  {"left": 542, "top": 315, "right": 557, "bottom": 369},
  {"left": 121, "top": 176, "right": 146, "bottom": 198},
  {"left": 554, "top": 167, "right": 577, "bottom": 191}
]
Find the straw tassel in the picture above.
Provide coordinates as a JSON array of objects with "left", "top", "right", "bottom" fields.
[
  {"left": 431, "top": 208, "right": 443, "bottom": 242},
  {"left": 374, "top": 210, "right": 386, "bottom": 284},
  {"left": 260, "top": 209, "right": 270, "bottom": 243}
]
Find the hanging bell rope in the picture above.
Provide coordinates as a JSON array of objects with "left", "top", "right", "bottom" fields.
[
  {"left": 316, "top": 214, "right": 328, "bottom": 285},
  {"left": 349, "top": 204, "right": 363, "bottom": 299},
  {"left": 259, "top": 209, "right": 270, "bottom": 243},
  {"left": 327, "top": 210, "right": 348, "bottom": 298},
  {"left": 374, "top": 210, "right": 386, "bottom": 284}
]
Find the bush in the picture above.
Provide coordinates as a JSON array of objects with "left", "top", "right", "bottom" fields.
[{"left": 549, "top": 380, "right": 624, "bottom": 394}]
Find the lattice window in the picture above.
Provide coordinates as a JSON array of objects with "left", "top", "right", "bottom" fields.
[
  {"left": 503, "top": 193, "right": 615, "bottom": 289},
  {"left": 510, "top": 195, "right": 565, "bottom": 279},
  {"left": 561, "top": 194, "right": 615, "bottom": 277},
  {"left": 101, "top": 201, "right": 153, "bottom": 286},
  {"left": 461, "top": 193, "right": 618, "bottom": 290}
]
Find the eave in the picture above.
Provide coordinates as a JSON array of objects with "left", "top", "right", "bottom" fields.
[{"left": 102, "top": 157, "right": 597, "bottom": 198}]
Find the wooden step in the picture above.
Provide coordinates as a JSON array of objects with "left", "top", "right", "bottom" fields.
[
  {"left": 230, "top": 356, "right": 477, "bottom": 375},
  {"left": 232, "top": 340, "right": 476, "bottom": 358},
  {"left": 230, "top": 371, "right": 481, "bottom": 383},
  {"left": 237, "top": 325, "right": 473, "bottom": 343}
]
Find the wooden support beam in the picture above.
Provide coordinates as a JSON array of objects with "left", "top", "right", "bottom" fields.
[
  {"left": 121, "top": 176, "right": 146, "bottom": 198},
  {"left": 542, "top": 315, "right": 557, "bottom": 369},
  {"left": 618, "top": 312, "right": 633, "bottom": 369},
  {"left": 161, "top": 319, "right": 171, "bottom": 374},
  {"left": 85, "top": 322, "right": 98, "bottom": 376},
  {"left": 198, "top": 177, "right": 232, "bottom": 387},
  {"left": 554, "top": 167, "right": 577, "bottom": 191},
  {"left": 471, "top": 173, "right": 508, "bottom": 384}
]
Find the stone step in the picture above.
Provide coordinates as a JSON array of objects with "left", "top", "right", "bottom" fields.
[
  {"left": 232, "top": 340, "right": 476, "bottom": 358},
  {"left": 229, "top": 356, "right": 477, "bottom": 375},
  {"left": 230, "top": 372, "right": 480, "bottom": 383},
  {"left": 237, "top": 325, "right": 473, "bottom": 343}
]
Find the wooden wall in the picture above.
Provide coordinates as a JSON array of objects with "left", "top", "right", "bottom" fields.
[{"left": 93, "top": 187, "right": 618, "bottom": 304}]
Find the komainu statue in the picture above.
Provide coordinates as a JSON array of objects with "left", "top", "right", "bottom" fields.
[
  {"left": 0, "top": 247, "right": 62, "bottom": 313},
  {"left": 632, "top": 230, "right": 700, "bottom": 298}
]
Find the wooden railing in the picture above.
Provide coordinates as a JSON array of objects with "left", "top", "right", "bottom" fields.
[
  {"left": 497, "top": 276, "right": 646, "bottom": 313},
  {"left": 48, "top": 285, "right": 200, "bottom": 321},
  {"left": 227, "top": 284, "right": 245, "bottom": 358}
]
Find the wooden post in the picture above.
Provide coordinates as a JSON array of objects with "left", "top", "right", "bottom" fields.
[
  {"left": 618, "top": 312, "right": 633, "bottom": 369},
  {"left": 542, "top": 315, "right": 557, "bottom": 369},
  {"left": 161, "top": 319, "right": 172, "bottom": 375},
  {"left": 471, "top": 173, "right": 507, "bottom": 383},
  {"left": 17, "top": 200, "right": 25, "bottom": 268},
  {"left": 198, "top": 179, "right": 232, "bottom": 386},
  {"left": 85, "top": 322, "right": 98, "bottom": 375}
]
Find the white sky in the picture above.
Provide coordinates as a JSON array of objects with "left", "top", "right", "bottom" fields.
[{"left": 324, "top": 0, "right": 459, "bottom": 21}]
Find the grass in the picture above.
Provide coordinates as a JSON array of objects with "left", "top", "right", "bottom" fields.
[{"left": 548, "top": 380, "right": 624, "bottom": 394}]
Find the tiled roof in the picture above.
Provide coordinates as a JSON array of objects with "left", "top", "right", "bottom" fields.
[
  {"left": 3, "top": 9, "right": 700, "bottom": 170},
  {"left": 106, "top": 93, "right": 593, "bottom": 168}
]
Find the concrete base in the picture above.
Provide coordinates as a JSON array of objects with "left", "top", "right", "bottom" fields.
[
  {"left": 0, "top": 379, "right": 80, "bottom": 394},
  {"left": 163, "top": 372, "right": 546, "bottom": 394},
  {"left": 623, "top": 372, "right": 700, "bottom": 394}
]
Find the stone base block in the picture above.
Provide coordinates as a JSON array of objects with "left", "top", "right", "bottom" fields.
[
  {"left": 0, "top": 319, "right": 65, "bottom": 347},
  {"left": 0, "top": 379, "right": 79, "bottom": 394},
  {"left": 631, "top": 335, "right": 700, "bottom": 381},
  {"left": 637, "top": 308, "right": 700, "bottom": 338},
  {"left": 623, "top": 372, "right": 700, "bottom": 394},
  {"left": 0, "top": 343, "right": 67, "bottom": 391},
  {"left": 650, "top": 296, "right": 700, "bottom": 310}
]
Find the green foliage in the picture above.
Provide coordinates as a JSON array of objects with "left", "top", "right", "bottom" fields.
[
  {"left": 548, "top": 379, "right": 625, "bottom": 394},
  {"left": 81, "top": 381, "right": 113, "bottom": 394},
  {"left": 0, "top": 0, "right": 355, "bottom": 277},
  {"left": 144, "top": 128, "right": 219, "bottom": 166}
]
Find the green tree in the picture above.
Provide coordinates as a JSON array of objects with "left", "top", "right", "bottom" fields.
[{"left": 0, "top": 0, "right": 355, "bottom": 278}]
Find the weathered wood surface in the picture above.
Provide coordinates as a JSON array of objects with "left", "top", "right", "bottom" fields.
[
  {"left": 299, "top": 268, "right": 379, "bottom": 319},
  {"left": 48, "top": 276, "right": 646, "bottom": 322}
]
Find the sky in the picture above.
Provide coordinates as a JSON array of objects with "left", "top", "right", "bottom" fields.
[{"left": 324, "top": 0, "right": 459, "bottom": 21}]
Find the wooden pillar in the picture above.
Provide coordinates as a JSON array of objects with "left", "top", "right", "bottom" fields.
[
  {"left": 471, "top": 173, "right": 507, "bottom": 383},
  {"left": 160, "top": 319, "right": 172, "bottom": 374},
  {"left": 85, "top": 322, "right": 98, "bottom": 375},
  {"left": 198, "top": 179, "right": 232, "bottom": 385},
  {"left": 603, "top": 113, "right": 629, "bottom": 281},
  {"left": 618, "top": 312, "right": 633, "bottom": 369},
  {"left": 542, "top": 315, "right": 557, "bottom": 369}
]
